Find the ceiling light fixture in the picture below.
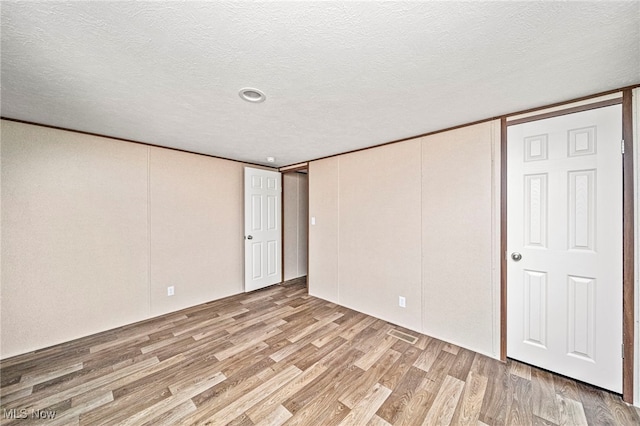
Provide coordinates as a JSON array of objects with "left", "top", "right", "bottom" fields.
[
  {"left": 266, "top": 157, "right": 275, "bottom": 163},
  {"left": 239, "top": 88, "right": 266, "bottom": 103}
]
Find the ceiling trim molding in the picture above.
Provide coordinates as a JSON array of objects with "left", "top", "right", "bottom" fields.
[
  {"left": 2, "top": 82, "right": 638, "bottom": 170},
  {"left": 294, "top": 83, "right": 640, "bottom": 167},
  {"left": 0, "top": 116, "right": 277, "bottom": 170}
]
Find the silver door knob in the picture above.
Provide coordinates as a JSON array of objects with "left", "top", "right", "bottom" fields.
[
  {"left": 511, "top": 252, "right": 522, "bottom": 261},
  {"left": 246, "top": 235, "right": 253, "bottom": 240}
]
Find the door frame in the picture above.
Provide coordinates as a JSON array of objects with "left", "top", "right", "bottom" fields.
[{"left": 500, "top": 90, "right": 635, "bottom": 402}]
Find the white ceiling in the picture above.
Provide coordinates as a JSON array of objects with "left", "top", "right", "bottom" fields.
[{"left": 1, "top": 2, "right": 638, "bottom": 167}]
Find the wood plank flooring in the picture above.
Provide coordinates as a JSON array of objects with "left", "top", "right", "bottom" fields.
[{"left": 1, "top": 277, "right": 639, "bottom": 425}]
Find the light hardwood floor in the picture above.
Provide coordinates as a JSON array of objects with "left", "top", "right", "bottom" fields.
[{"left": 1, "top": 278, "right": 639, "bottom": 425}]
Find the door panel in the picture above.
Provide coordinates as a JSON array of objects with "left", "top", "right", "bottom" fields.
[
  {"left": 244, "top": 167, "right": 282, "bottom": 292},
  {"left": 523, "top": 269, "right": 547, "bottom": 348},
  {"left": 524, "top": 173, "right": 548, "bottom": 248},
  {"left": 566, "top": 275, "right": 596, "bottom": 361},
  {"left": 507, "top": 105, "right": 622, "bottom": 392},
  {"left": 568, "top": 170, "right": 596, "bottom": 251}
]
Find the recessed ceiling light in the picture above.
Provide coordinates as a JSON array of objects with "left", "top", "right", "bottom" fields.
[
  {"left": 266, "top": 157, "right": 275, "bottom": 163},
  {"left": 239, "top": 88, "right": 266, "bottom": 103}
]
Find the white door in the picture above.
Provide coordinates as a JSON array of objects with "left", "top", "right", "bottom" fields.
[
  {"left": 507, "top": 105, "right": 623, "bottom": 392},
  {"left": 244, "top": 167, "right": 282, "bottom": 292}
]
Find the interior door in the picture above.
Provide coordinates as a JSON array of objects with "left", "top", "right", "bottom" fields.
[
  {"left": 507, "top": 105, "right": 623, "bottom": 392},
  {"left": 244, "top": 167, "right": 282, "bottom": 292}
]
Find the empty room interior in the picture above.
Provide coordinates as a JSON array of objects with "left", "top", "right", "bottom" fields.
[{"left": 2, "top": 2, "right": 640, "bottom": 425}]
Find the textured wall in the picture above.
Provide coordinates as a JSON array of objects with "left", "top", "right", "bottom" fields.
[
  {"left": 308, "top": 121, "right": 501, "bottom": 357},
  {"left": 0, "top": 120, "right": 247, "bottom": 358},
  {"left": 421, "top": 121, "right": 501, "bottom": 357},
  {"left": 1, "top": 120, "right": 150, "bottom": 358},
  {"left": 149, "top": 147, "right": 244, "bottom": 317},
  {"left": 308, "top": 158, "right": 340, "bottom": 303},
  {"left": 339, "top": 141, "right": 422, "bottom": 331}
]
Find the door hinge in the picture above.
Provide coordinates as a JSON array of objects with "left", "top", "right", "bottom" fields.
[
  {"left": 622, "top": 140, "right": 625, "bottom": 155},
  {"left": 622, "top": 343, "right": 625, "bottom": 359}
]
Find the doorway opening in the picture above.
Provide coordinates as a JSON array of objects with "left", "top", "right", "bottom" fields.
[{"left": 282, "top": 168, "right": 309, "bottom": 288}]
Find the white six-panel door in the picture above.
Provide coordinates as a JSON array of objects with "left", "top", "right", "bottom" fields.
[
  {"left": 244, "top": 167, "right": 282, "bottom": 292},
  {"left": 507, "top": 105, "right": 623, "bottom": 392}
]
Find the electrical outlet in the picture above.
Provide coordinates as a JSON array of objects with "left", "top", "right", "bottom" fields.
[
  {"left": 399, "top": 296, "right": 406, "bottom": 308},
  {"left": 167, "top": 286, "right": 175, "bottom": 296},
  {"left": 311, "top": 216, "right": 316, "bottom": 225}
]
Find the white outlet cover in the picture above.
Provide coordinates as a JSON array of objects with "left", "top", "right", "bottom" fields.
[{"left": 399, "top": 296, "right": 406, "bottom": 308}]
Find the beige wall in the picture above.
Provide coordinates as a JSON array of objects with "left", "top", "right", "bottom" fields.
[
  {"left": 421, "top": 121, "right": 501, "bottom": 356},
  {"left": 308, "top": 157, "right": 340, "bottom": 303},
  {"left": 149, "top": 147, "right": 244, "bottom": 316},
  {"left": 0, "top": 120, "right": 248, "bottom": 358},
  {"left": 308, "top": 121, "right": 501, "bottom": 358},
  {"left": 339, "top": 141, "right": 422, "bottom": 330},
  {"left": 1, "top": 121, "right": 149, "bottom": 358},
  {"left": 283, "top": 172, "right": 308, "bottom": 281}
]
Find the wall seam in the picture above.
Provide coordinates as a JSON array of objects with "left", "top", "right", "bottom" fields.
[
  {"left": 147, "top": 147, "right": 152, "bottom": 316},
  {"left": 337, "top": 158, "right": 341, "bottom": 304},
  {"left": 420, "top": 138, "right": 425, "bottom": 334},
  {"left": 633, "top": 88, "right": 640, "bottom": 406}
]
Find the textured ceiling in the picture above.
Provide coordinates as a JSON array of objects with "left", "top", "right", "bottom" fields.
[{"left": 1, "top": 2, "right": 639, "bottom": 167}]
